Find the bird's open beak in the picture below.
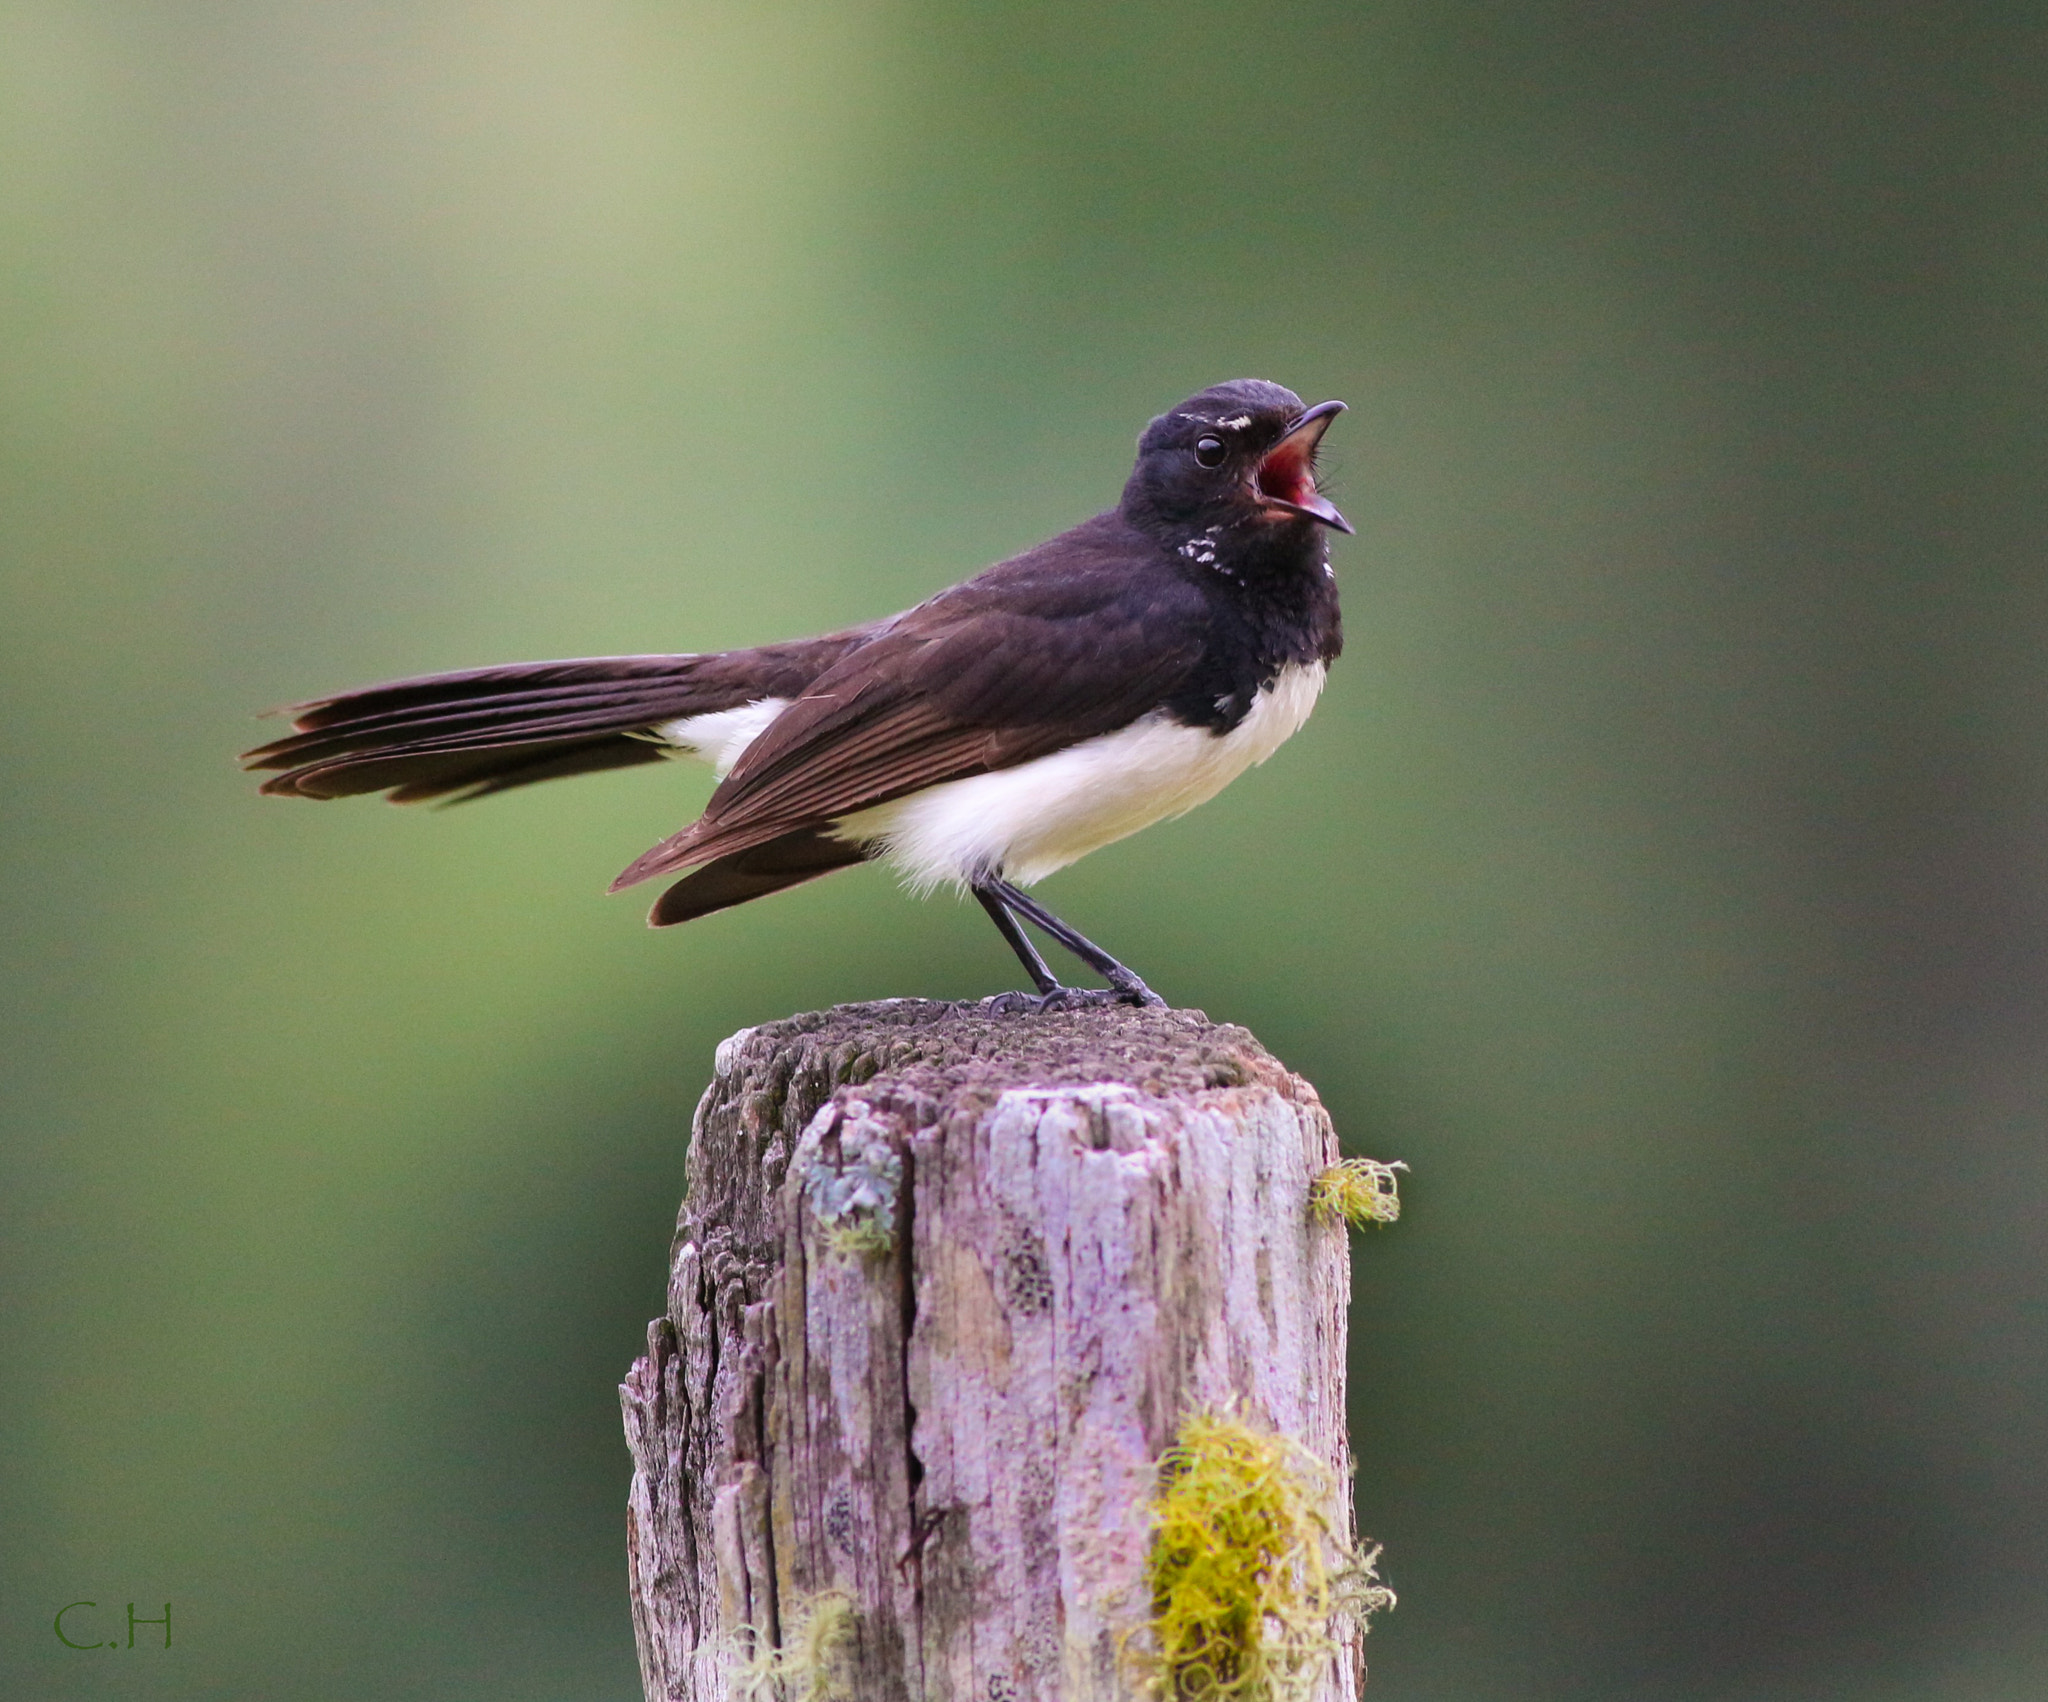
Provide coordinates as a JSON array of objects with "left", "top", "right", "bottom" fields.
[{"left": 1254, "top": 400, "right": 1352, "bottom": 534}]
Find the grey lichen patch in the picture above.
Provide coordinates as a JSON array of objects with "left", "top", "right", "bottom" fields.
[
  {"left": 823, "top": 1485, "right": 854, "bottom": 1556},
  {"left": 733, "top": 1590, "right": 858, "bottom": 1701},
  {"left": 1001, "top": 1223, "right": 1055, "bottom": 1316},
  {"left": 1308, "top": 1158, "right": 1406, "bottom": 1231},
  {"left": 796, "top": 1098, "right": 903, "bottom": 1257},
  {"left": 1137, "top": 1409, "right": 1394, "bottom": 1702}
]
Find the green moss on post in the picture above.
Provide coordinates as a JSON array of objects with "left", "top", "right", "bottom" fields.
[
  {"left": 733, "top": 1591, "right": 857, "bottom": 1701},
  {"left": 1142, "top": 1411, "right": 1394, "bottom": 1701},
  {"left": 1308, "top": 1159, "right": 1406, "bottom": 1232}
]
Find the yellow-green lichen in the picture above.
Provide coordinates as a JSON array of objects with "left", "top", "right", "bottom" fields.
[
  {"left": 1308, "top": 1158, "right": 1406, "bottom": 1231},
  {"left": 1140, "top": 1410, "right": 1394, "bottom": 1701},
  {"left": 826, "top": 1216, "right": 897, "bottom": 1258},
  {"left": 733, "top": 1591, "right": 857, "bottom": 1701}
]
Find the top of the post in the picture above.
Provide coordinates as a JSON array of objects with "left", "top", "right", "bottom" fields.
[{"left": 708, "top": 996, "right": 1321, "bottom": 1110}]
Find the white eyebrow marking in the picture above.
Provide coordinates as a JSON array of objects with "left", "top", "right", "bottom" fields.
[{"left": 1217, "top": 414, "right": 1251, "bottom": 430}]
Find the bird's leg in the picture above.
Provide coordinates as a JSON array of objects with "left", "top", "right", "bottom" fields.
[
  {"left": 986, "top": 879, "right": 1167, "bottom": 1008},
  {"left": 973, "top": 883, "right": 1061, "bottom": 996},
  {"left": 970, "top": 880, "right": 1157, "bottom": 1013}
]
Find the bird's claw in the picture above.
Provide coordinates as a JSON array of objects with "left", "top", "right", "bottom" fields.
[
  {"left": 1108, "top": 976, "right": 1168, "bottom": 1009},
  {"left": 979, "top": 989, "right": 1046, "bottom": 1015}
]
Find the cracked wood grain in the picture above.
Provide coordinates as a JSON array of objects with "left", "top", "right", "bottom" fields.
[{"left": 621, "top": 999, "right": 1365, "bottom": 1701}]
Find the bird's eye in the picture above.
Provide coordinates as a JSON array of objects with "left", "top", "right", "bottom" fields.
[{"left": 1194, "top": 435, "right": 1227, "bottom": 468}]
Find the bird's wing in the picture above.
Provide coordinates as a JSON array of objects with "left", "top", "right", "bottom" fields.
[{"left": 609, "top": 572, "right": 1205, "bottom": 890}]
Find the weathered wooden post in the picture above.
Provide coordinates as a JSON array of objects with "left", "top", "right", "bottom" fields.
[{"left": 621, "top": 998, "right": 1397, "bottom": 1701}]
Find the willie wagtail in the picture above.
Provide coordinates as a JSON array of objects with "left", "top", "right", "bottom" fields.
[{"left": 243, "top": 379, "right": 1351, "bottom": 1009}]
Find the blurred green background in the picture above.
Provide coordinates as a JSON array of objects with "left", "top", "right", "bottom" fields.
[{"left": 4, "top": 3, "right": 2045, "bottom": 1698}]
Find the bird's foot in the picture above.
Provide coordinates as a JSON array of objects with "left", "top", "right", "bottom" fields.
[
  {"left": 1103, "top": 968, "right": 1169, "bottom": 1009},
  {"left": 981, "top": 984, "right": 1163, "bottom": 1015}
]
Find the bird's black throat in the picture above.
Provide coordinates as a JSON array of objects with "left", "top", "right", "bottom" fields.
[{"left": 1157, "top": 519, "right": 1342, "bottom": 734}]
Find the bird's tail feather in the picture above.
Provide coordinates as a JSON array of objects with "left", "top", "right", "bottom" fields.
[
  {"left": 241, "top": 635, "right": 869, "bottom": 804},
  {"left": 645, "top": 830, "right": 867, "bottom": 926}
]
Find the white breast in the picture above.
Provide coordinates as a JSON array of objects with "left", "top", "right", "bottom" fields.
[{"left": 834, "top": 660, "right": 1326, "bottom": 893}]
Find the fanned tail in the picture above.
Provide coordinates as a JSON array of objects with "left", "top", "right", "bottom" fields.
[{"left": 240, "top": 633, "right": 873, "bottom": 804}]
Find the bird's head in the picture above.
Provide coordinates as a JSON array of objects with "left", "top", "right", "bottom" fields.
[{"left": 1121, "top": 379, "right": 1351, "bottom": 564}]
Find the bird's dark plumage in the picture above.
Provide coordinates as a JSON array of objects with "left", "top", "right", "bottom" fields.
[
  {"left": 245, "top": 637, "right": 878, "bottom": 803},
  {"left": 243, "top": 379, "right": 1352, "bottom": 1005}
]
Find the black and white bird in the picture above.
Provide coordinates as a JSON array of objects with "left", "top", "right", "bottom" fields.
[{"left": 243, "top": 379, "right": 1351, "bottom": 1009}]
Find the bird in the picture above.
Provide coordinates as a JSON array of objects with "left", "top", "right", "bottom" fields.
[{"left": 242, "top": 378, "right": 1351, "bottom": 1010}]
